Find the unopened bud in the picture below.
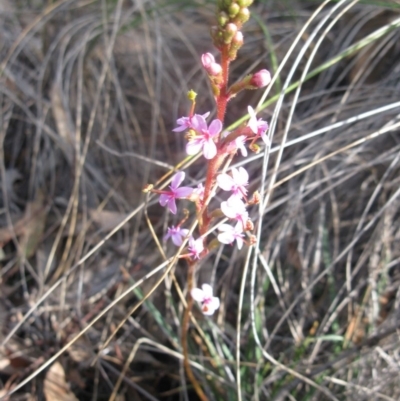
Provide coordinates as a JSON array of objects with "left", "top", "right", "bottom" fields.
[
  {"left": 228, "top": 30, "right": 243, "bottom": 59},
  {"left": 218, "top": 11, "right": 229, "bottom": 26},
  {"left": 224, "top": 23, "right": 238, "bottom": 44},
  {"left": 249, "top": 235, "right": 257, "bottom": 245},
  {"left": 201, "top": 53, "right": 215, "bottom": 69},
  {"left": 234, "top": 7, "right": 250, "bottom": 25},
  {"left": 143, "top": 184, "right": 153, "bottom": 193},
  {"left": 228, "top": 2, "right": 240, "bottom": 17},
  {"left": 248, "top": 190, "right": 261, "bottom": 205},
  {"left": 237, "top": 0, "right": 253, "bottom": 6},
  {"left": 250, "top": 69, "right": 271, "bottom": 88},
  {"left": 245, "top": 219, "right": 254, "bottom": 231},
  {"left": 187, "top": 89, "right": 197, "bottom": 101}
]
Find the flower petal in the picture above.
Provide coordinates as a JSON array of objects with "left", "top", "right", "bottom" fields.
[
  {"left": 191, "top": 288, "right": 205, "bottom": 302},
  {"left": 159, "top": 194, "right": 169, "bottom": 207},
  {"left": 203, "top": 139, "right": 217, "bottom": 159},
  {"left": 218, "top": 231, "right": 234, "bottom": 245},
  {"left": 208, "top": 119, "right": 222, "bottom": 137},
  {"left": 247, "top": 106, "right": 258, "bottom": 133},
  {"left": 186, "top": 139, "right": 203, "bottom": 155},
  {"left": 175, "top": 186, "right": 194, "bottom": 198},
  {"left": 191, "top": 115, "right": 207, "bottom": 132},
  {"left": 217, "top": 173, "right": 234, "bottom": 191},
  {"left": 171, "top": 171, "right": 185, "bottom": 189},
  {"left": 201, "top": 284, "right": 213, "bottom": 298},
  {"left": 167, "top": 198, "right": 177, "bottom": 214}
]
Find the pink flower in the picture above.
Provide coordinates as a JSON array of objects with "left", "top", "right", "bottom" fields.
[
  {"left": 247, "top": 106, "right": 269, "bottom": 145},
  {"left": 201, "top": 53, "right": 222, "bottom": 76},
  {"left": 193, "top": 183, "right": 205, "bottom": 201},
  {"left": 159, "top": 172, "right": 193, "bottom": 214},
  {"left": 188, "top": 237, "right": 204, "bottom": 260},
  {"left": 186, "top": 115, "right": 222, "bottom": 159},
  {"left": 172, "top": 112, "right": 210, "bottom": 132},
  {"left": 164, "top": 226, "right": 189, "bottom": 246},
  {"left": 220, "top": 197, "right": 248, "bottom": 229},
  {"left": 191, "top": 284, "right": 220, "bottom": 316},
  {"left": 250, "top": 69, "right": 271, "bottom": 88},
  {"left": 217, "top": 167, "right": 249, "bottom": 200},
  {"left": 223, "top": 131, "right": 248, "bottom": 157},
  {"left": 218, "top": 222, "right": 244, "bottom": 249}
]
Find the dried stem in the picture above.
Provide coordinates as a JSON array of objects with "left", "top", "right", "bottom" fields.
[{"left": 181, "top": 261, "right": 208, "bottom": 401}]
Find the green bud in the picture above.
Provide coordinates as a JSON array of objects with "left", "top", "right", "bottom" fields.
[
  {"left": 187, "top": 90, "right": 197, "bottom": 101},
  {"left": 234, "top": 7, "right": 250, "bottom": 25},
  {"left": 223, "top": 23, "right": 237, "bottom": 44},
  {"left": 218, "top": 11, "right": 229, "bottom": 27},
  {"left": 237, "top": 0, "right": 253, "bottom": 7},
  {"left": 228, "top": 3, "right": 240, "bottom": 17}
]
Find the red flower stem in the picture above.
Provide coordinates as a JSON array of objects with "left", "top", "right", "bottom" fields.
[{"left": 217, "top": 47, "right": 230, "bottom": 123}]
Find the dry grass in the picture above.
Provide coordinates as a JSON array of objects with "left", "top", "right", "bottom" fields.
[{"left": 1, "top": 0, "right": 400, "bottom": 400}]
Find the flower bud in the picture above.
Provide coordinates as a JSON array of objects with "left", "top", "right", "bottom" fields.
[
  {"left": 228, "top": 30, "right": 243, "bottom": 59},
  {"left": 237, "top": 0, "right": 253, "bottom": 6},
  {"left": 218, "top": 11, "right": 229, "bottom": 26},
  {"left": 249, "top": 235, "right": 257, "bottom": 245},
  {"left": 228, "top": 2, "right": 240, "bottom": 17},
  {"left": 201, "top": 53, "right": 215, "bottom": 69},
  {"left": 250, "top": 69, "right": 271, "bottom": 88},
  {"left": 248, "top": 190, "right": 261, "bottom": 205},
  {"left": 245, "top": 219, "right": 254, "bottom": 232},
  {"left": 223, "top": 23, "right": 238, "bottom": 44},
  {"left": 201, "top": 53, "right": 222, "bottom": 76},
  {"left": 234, "top": 7, "right": 250, "bottom": 25}
]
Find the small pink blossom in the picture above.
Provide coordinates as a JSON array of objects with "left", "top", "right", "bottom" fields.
[
  {"left": 201, "top": 53, "right": 222, "bottom": 76},
  {"left": 159, "top": 172, "right": 193, "bottom": 214},
  {"left": 250, "top": 69, "right": 271, "bottom": 88},
  {"left": 218, "top": 222, "right": 244, "bottom": 249},
  {"left": 172, "top": 112, "right": 210, "bottom": 132},
  {"left": 193, "top": 183, "right": 205, "bottom": 201},
  {"left": 223, "top": 131, "right": 248, "bottom": 157},
  {"left": 191, "top": 284, "right": 220, "bottom": 316},
  {"left": 188, "top": 237, "right": 204, "bottom": 260},
  {"left": 247, "top": 106, "right": 269, "bottom": 145},
  {"left": 186, "top": 115, "right": 222, "bottom": 159},
  {"left": 217, "top": 167, "right": 249, "bottom": 200},
  {"left": 164, "top": 226, "right": 189, "bottom": 246},
  {"left": 220, "top": 197, "right": 248, "bottom": 229}
]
